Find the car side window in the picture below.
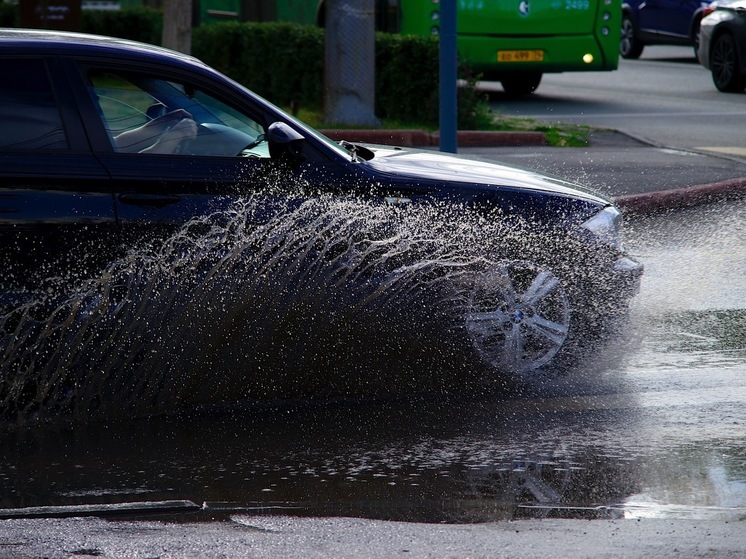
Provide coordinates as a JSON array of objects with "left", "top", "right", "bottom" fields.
[
  {"left": 0, "top": 59, "right": 68, "bottom": 150},
  {"left": 87, "top": 70, "right": 269, "bottom": 157}
]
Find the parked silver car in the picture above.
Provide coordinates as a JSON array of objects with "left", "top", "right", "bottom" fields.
[{"left": 698, "top": 0, "right": 746, "bottom": 91}]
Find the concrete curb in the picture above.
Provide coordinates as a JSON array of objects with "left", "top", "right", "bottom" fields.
[
  {"left": 615, "top": 177, "right": 746, "bottom": 215},
  {"left": 320, "top": 129, "right": 546, "bottom": 147}
]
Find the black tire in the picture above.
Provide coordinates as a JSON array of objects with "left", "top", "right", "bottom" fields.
[
  {"left": 620, "top": 13, "right": 644, "bottom": 59},
  {"left": 500, "top": 72, "right": 542, "bottom": 96},
  {"left": 710, "top": 32, "right": 746, "bottom": 92}
]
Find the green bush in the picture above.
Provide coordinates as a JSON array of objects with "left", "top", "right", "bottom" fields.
[
  {"left": 374, "top": 33, "right": 440, "bottom": 124},
  {"left": 0, "top": 2, "right": 19, "bottom": 27},
  {"left": 457, "top": 73, "right": 494, "bottom": 131},
  {"left": 82, "top": 7, "right": 162, "bottom": 45},
  {"left": 0, "top": 4, "right": 162, "bottom": 44},
  {"left": 193, "top": 21, "right": 324, "bottom": 110}
]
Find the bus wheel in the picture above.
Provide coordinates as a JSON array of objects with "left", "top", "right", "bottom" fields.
[{"left": 500, "top": 73, "right": 542, "bottom": 96}]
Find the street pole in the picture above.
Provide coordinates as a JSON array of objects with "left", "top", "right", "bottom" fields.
[{"left": 439, "top": 0, "right": 457, "bottom": 153}]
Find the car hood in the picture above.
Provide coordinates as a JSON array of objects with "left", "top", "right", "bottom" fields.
[{"left": 360, "top": 146, "right": 609, "bottom": 206}]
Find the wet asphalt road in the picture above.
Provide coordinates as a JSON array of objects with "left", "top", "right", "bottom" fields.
[
  {"left": 1, "top": 515, "right": 744, "bottom": 559},
  {"left": 461, "top": 129, "right": 746, "bottom": 199}
]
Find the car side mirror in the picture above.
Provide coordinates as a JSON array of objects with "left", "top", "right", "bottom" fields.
[{"left": 267, "top": 122, "right": 305, "bottom": 161}]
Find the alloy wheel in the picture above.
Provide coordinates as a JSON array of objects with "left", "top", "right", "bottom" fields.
[
  {"left": 711, "top": 33, "right": 746, "bottom": 92},
  {"left": 465, "top": 261, "right": 570, "bottom": 377}
]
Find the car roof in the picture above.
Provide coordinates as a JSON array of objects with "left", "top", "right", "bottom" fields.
[{"left": 0, "top": 28, "right": 204, "bottom": 67}]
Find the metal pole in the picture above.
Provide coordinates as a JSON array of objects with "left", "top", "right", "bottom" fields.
[{"left": 439, "top": 0, "right": 457, "bottom": 153}]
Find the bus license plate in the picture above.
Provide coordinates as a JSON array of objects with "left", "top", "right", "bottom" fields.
[{"left": 497, "top": 50, "right": 544, "bottom": 62}]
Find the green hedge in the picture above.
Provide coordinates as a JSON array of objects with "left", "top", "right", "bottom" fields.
[
  {"left": 0, "top": 3, "right": 18, "bottom": 27},
  {"left": 82, "top": 7, "right": 162, "bottom": 45},
  {"left": 192, "top": 21, "right": 325, "bottom": 111},
  {"left": 374, "top": 32, "right": 440, "bottom": 124},
  {"left": 0, "top": 5, "right": 161, "bottom": 43},
  {"left": 374, "top": 32, "right": 489, "bottom": 128}
]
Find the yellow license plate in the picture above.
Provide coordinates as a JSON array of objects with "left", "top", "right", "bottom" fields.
[{"left": 497, "top": 50, "right": 544, "bottom": 63}]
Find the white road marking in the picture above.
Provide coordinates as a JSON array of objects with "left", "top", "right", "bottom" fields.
[{"left": 695, "top": 146, "right": 746, "bottom": 156}]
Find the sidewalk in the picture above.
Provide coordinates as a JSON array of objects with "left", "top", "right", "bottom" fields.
[{"left": 3, "top": 513, "right": 744, "bottom": 559}]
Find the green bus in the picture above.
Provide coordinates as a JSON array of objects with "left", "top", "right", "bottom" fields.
[{"left": 199, "top": 0, "right": 621, "bottom": 95}]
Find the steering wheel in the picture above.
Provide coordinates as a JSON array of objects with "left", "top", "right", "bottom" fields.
[{"left": 176, "top": 123, "right": 258, "bottom": 157}]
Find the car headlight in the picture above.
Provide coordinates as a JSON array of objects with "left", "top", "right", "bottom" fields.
[{"left": 582, "top": 206, "right": 624, "bottom": 250}]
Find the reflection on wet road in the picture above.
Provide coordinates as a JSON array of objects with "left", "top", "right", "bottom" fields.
[{"left": 1, "top": 200, "right": 744, "bottom": 523}]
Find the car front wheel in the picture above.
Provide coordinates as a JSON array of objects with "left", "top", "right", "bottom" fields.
[
  {"left": 465, "top": 261, "right": 571, "bottom": 379},
  {"left": 710, "top": 32, "right": 746, "bottom": 92}
]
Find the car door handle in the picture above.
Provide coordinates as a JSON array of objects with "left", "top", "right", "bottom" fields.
[{"left": 118, "top": 193, "right": 181, "bottom": 209}]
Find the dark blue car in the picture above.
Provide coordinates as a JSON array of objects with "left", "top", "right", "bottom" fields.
[
  {"left": 621, "top": 0, "right": 714, "bottom": 58},
  {"left": 0, "top": 29, "right": 641, "bottom": 404}
]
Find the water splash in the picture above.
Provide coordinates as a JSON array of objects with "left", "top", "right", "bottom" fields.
[{"left": 0, "top": 195, "right": 528, "bottom": 424}]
